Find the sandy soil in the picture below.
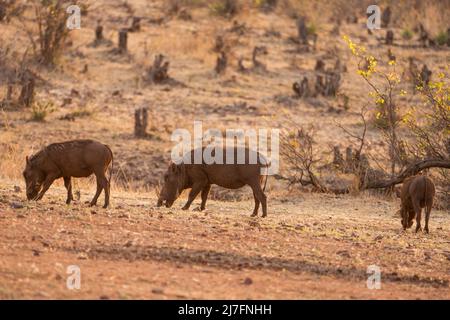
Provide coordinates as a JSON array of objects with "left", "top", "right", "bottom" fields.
[
  {"left": 1, "top": 179, "right": 449, "bottom": 299},
  {"left": 0, "top": 1, "right": 449, "bottom": 299}
]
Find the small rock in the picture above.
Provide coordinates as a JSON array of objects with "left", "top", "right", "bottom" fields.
[
  {"left": 336, "top": 250, "right": 351, "bottom": 258},
  {"left": 10, "top": 202, "right": 24, "bottom": 209},
  {"left": 152, "top": 288, "right": 164, "bottom": 294},
  {"left": 91, "top": 210, "right": 97, "bottom": 215},
  {"left": 243, "top": 277, "right": 253, "bottom": 285},
  {"left": 14, "top": 186, "right": 21, "bottom": 193},
  {"left": 124, "top": 241, "right": 133, "bottom": 247},
  {"left": 99, "top": 295, "right": 110, "bottom": 300},
  {"left": 32, "top": 249, "right": 41, "bottom": 256},
  {"left": 374, "top": 235, "right": 384, "bottom": 241},
  {"left": 77, "top": 252, "right": 88, "bottom": 260}
]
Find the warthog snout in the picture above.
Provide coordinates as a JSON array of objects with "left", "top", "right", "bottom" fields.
[{"left": 156, "top": 197, "right": 175, "bottom": 208}]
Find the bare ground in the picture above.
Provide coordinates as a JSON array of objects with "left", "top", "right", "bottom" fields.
[
  {"left": 1, "top": 179, "right": 449, "bottom": 299},
  {"left": 1, "top": 1, "right": 450, "bottom": 300}
]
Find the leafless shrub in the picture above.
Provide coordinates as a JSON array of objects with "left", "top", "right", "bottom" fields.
[
  {"left": 144, "top": 54, "right": 170, "bottom": 84},
  {"left": 0, "top": 0, "right": 25, "bottom": 23},
  {"left": 24, "top": 0, "right": 73, "bottom": 66},
  {"left": 280, "top": 126, "right": 328, "bottom": 192}
]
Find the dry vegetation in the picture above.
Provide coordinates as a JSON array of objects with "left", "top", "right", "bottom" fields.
[{"left": 0, "top": 0, "right": 449, "bottom": 299}]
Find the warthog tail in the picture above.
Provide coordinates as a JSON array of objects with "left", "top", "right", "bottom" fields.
[
  {"left": 105, "top": 144, "right": 114, "bottom": 185},
  {"left": 259, "top": 155, "right": 270, "bottom": 192},
  {"left": 263, "top": 173, "right": 269, "bottom": 192}
]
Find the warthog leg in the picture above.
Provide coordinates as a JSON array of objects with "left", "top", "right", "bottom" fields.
[
  {"left": 90, "top": 171, "right": 109, "bottom": 208},
  {"left": 182, "top": 182, "right": 206, "bottom": 211},
  {"left": 249, "top": 178, "right": 267, "bottom": 217},
  {"left": 200, "top": 184, "right": 211, "bottom": 211},
  {"left": 35, "top": 174, "right": 58, "bottom": 201},
  {"left": 251, "top": 190, "right": 260, "bottom": 217},
  {"left": 412, "top": 198, "right": 422, "bottom": 233},
  {"left": 64, "top": 176, "right": 73, "bottom": 205},
  {"left": 424, "top": 200, "right": 433, "bottom": 234}
]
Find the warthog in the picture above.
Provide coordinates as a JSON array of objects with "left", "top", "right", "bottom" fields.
[
  {"left": 398, "top": 175, "right": 435, "bottom": 233},
  {"left": 23, "top": 139, "right": 113, "bottom": 208},
  {"left": 157, "top": 147, "right": 270, "bottom": 217}
]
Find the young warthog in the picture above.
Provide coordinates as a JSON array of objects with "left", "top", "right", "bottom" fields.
[
  {"left": 23, "top": 139, "right": 113, "bottom": 208},
  {"left": 398, "top": 175, "right": 435, "bottom": 233},
  {"left": 157, "top": 147, "right": 270, "bottom": 217}
]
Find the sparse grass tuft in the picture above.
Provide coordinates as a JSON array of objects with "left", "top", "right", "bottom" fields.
[
  {"left": 30, "top": 100, "right": 56, "bottom": 122},
  {"left": 434, "top": 31, "right": 448, "bottom": 46},
  {"left": 209, "top": 0, "right": 238, "bottom": 17},
  {"left": 401, "top": 29, "right": 413, "bottom": 40}
]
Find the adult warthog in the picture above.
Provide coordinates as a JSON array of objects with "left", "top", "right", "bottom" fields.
[
  {"left": 398, "top": 175, "right": 435, "bottom": 233},
  {"left": 157, "top": 147, "right": 270, "bottom": 217},
  {"left": 23, "top": 139, "right": 113, "bottom": 208}
]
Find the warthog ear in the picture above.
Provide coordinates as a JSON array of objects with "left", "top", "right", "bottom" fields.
[
  {"left": 169, "top": 162, "right": 177, "bottom": 173},
  {"left": 169, "top": 162, "right": 184, "bottom": 174},
  {"left": 26, "top": 156, "right": 29, "bottom": 165}
]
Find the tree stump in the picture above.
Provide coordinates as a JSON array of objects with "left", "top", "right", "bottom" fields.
[
  {"left": 215, "top": 51, "right": 227, "bottom": 75},
  {"left": 387, "top": 48, "right": 396, "bottom": 62},
  {"left": 297, "top": 16, "right": 308, "bottom": 45},
  {"left": 344, "top": 147, "right": 354, "bottom": 172},
  {"left": 134, "top": 107, "right": 148, "bottom": 137},
  {"left": 332, "top": 146, "right": 345, "bottom": 167},
  {"left": 18, "top": 69, "right": 35, "bottom": 108},
  {"left": 314, "top": 75, "right": 325, "bottom": 97},
  {"left": 129, "top": 17, "right": 141, "bottom": 32},
  {"left": 420, "top": 64, "right": 432, "bottom": 86},
  {"left": 315, "top": 59, "right": 325, "bottom": 72},
  {"left": 293, "top": 77, "right": 310, "bottom": 98},
  {"left": 146, "top": 54, "right": 170, "bottom": 83},
  {"left": 252, "top": 46, "right": 267, "bottom": 70},
  {"left": 0, "top": 4, "right": 6, "bottom": 22},
  {"left": 95, "top": 25, "right": 103, "bottom": 42},
  {"left": 381, "top": 6, "right": 391, "bottom": 28},
  {"left": 324, "top": 72, "right": 341, "bottom": 96},
  {"left": 213, "top": 35, "right": 224, "bottom": 52},
  {"left": 118, "top": 29, "right": 128, "bottom": 53},
  {"left": 385, "top": 30, "right": 394, "bottom": 45},
  {"left": 447, "top": 28, "right": 450, "bottom": 47},
  {"left": 418, "top": 24, "right": 430, "bottom": 47}
]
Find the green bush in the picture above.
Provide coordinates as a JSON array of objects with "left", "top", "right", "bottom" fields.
[
  {"left": 210, "top": 0, "right": 238, "bottom": 16},
  {"left": 401, "top": 29, "right": 413, "bottom": 40},
  {"left": 31, "top": 101, "right": 56, "bottom": 122},
  {"left": 307, "top": 23, "right": 317, "bottom": 36},
  {"left": 435, "top": 31, "right": 448, "bottom": 46}
]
